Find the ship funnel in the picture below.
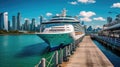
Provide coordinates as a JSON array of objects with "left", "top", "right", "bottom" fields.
[{"left": 61, "top": 8, "right": 67, "bottom": 17}]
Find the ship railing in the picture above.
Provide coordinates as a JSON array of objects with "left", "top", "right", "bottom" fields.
[{"left": 35, "top": 36, "right": 84, "bottom": 67}]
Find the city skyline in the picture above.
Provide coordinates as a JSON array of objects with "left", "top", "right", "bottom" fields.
[
  {"left": 0, "top": 12, "right": 8, "bottom": 31},
  {"left": 0, "top": 0, "right": 120, "bottom": 28}
]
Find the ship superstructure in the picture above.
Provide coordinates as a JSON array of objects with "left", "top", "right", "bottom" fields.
[{"left": 37, "top": 9, "right": 85, "bottom": 48}]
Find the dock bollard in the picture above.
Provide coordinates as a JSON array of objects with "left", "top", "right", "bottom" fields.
[
  {"left": 38, "top": 58, "right": 46, "bottom": 67},
  {"left": 63, "top": 46, "right": 68, "bottom": 62},
  {"left": 75, "top": 41, "right": 77, "bottom": 48},
  {"left": 71, "top": 43, "right": 74, "bottom": 54},
  {"left": 73, "top": 42, "right": 76, "bottom": 51},
  {"left": 72, "top": 43, "right": 74, "bottom": 52},
  {"left": 59, "top": 48, "right": 63, "bottom": 64},
  {"left": 70, "top": 43, "right": 71, "bottom": 52},
  {"left": 54, "top": 51, "right": 58, "bottom": 67},
  {"left": 67, "top": 45, "right": 71, "bottom": 57}
]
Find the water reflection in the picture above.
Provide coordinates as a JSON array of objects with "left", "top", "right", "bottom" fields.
[
  {"left": 15, "top": 42, "right": 49, "bottom": 58},
  {"left": 93, "top": 40, "right": 120, "bottom": 67}
]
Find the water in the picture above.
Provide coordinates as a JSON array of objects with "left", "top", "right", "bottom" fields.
[
  {"left": 2, "top": 35, "right": 120, "bottom": 67},
  {"left": 0, "top": 34, "right": 50, "bottom": 67},
  {"left": 93, "top": 40, "right": 120, "bottom": 67}
]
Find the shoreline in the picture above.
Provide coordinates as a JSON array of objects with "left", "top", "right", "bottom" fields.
[{"left": 0, "top": 33, "right": 36, "bottom": 36}]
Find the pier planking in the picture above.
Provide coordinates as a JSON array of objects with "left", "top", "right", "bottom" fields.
[{"left": 61, "top": 36, "right": 113, "bottom": 67}]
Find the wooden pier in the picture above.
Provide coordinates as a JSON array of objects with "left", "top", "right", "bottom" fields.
[{"left": 61, "top": 36, "right": 113, "bottom": 67}]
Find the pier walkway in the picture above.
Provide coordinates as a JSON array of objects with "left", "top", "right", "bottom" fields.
[{"left": 61, "top": 36, "right": 113, "bottom": 67}]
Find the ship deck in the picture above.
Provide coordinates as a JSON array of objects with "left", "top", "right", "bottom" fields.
[{"left": 61, "top": 36, "right": 113, "bottom": 67}]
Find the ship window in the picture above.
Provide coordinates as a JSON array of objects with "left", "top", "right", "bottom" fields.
[{"left": 49, "top": 29, "right": 65, "bottom": 31}]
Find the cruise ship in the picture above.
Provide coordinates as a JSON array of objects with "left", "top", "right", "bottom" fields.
[{"left": 37, "top": 9, "right": 85, "bottom": 48}]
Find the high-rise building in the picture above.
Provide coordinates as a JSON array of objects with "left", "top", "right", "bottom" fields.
[
  {"left": 12, "top": 16, "right": 17, "bottom": 30},
  {"left": 21, "top": 24, "right": 24, "bottom": 31},
  {"left": 107, "top": 17, "right": 112, "bottom": 24},
  {"left": 17, "top": 12, "right": 21, "bottom": 30},
  {"left": 36, "top": 24, "right": 40, "bottom": 32},
  {"left": 86, "top": 26, "right": 93, "bottom": 34},
  {"left": 0, "top": 12, "right": 3, "bottom": 30},
  {"left": 116, "top": 14, "right": 120, "bottom": 23},
  {"left": 87, "top": 26, "right": 93, "bottom": 32},
  {"left": 40, "top": 16, "right": 42, "bottom": 24},
  {"left": 24, "top": 18, "right": 30, "bottom": 31},
  {"left": 8, "top": 20, "right": 10, "bottom": 31},
  {"left": 0, "top": 12, "right": 8, "bottom": 31},
  {"left": 31, "top": 18, "right": 36, "bottom": 31}
]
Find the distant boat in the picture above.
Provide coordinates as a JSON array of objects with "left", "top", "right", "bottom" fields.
[{"left": 37, "top": 9, "right": 85, "bottom": 48}]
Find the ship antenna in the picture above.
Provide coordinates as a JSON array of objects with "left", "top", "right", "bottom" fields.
[
  {"left": 61, "top": 8, "right": 67, "bottom": 17},
  {"left": 74, "top": 15, "right": 79, "bottom": 20}
]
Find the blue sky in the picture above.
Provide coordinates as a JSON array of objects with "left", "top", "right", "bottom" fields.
[{"left": 0, "top": 0, "right": 120, "bottom": 28}]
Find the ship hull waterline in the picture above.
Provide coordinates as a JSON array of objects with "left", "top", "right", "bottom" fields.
[{"left": 37, "top": 32, "right": 74, "bottom": 50}]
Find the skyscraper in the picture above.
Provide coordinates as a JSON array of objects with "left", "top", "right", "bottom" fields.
[
  {"left": 40, "top": 16, "right": 42, "bottom": 24},
  {"left": 17, "top": 12, "right": 21, "bottom": 30},
  {"left": 87, "top": 26, "right": 93, "bottom": 34},
  {"left": 12, "top": 16, "right": 17, "bottom": 30},
  {"left": 0, "top": 12, "right": 3, "bottom": 30},
  {"left": 8, "top": 20, "right": 10, "bottom": 31},
  {"left": 39, "top": 16, "right": 43, "bottom": 32},
  {"left": 107, "top": 17, "right": 112, "bottom": 24},
  {"left": 24, "top": 18, "right": 30, "bottom": 31},
  {"left": 116, "top": 14, "right": 120, "bottom": 23},
  {"left": 31, "top": 18, "right": 36, "bottom": 31},
  {"left": 0, "top": 12, "right": 8, "bottom": 31}
]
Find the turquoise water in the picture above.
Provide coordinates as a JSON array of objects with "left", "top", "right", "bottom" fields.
[
  {"left": 93, "top": 40, "right": 120, "bottom": 67},
  {"left": 0, "top": 35, "right": 49, "bottom": 67}
]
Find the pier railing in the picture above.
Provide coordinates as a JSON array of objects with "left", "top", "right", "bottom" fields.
[
  {"left": 93, "top": 35, "right": 120, "bottom": 47},
  {"left": 35, "top": 36, "right": 84, "bottom": 67},
  {"left": 91, "top": 34, "right": 120, "bottom": 51}
]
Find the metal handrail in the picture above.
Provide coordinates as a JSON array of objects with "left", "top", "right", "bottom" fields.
[
  {"left": 46, "top": 54, "right": 53, "bottom": 60},
  {"left": 46, "top": 52, "right": 55, "bottom": 67},
  {"left": 46, "top": 60, "right": 54, "bottom": 67},
  {"left": 94, "top": 35, "right": 120, "bottom": 47},
  {"left": 34, "top": 52, "right": 56, "bottom": 67}
]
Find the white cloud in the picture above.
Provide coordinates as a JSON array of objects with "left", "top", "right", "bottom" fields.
[
  {"left": 56, "top": 14, "right": 60, "bottom": 16},
  {"left": 80, "top": 17, "right": 92, "bottom": 22},
  {"left": 93, "top": 17, "right": 105, "bottom": 21},
  {"left": 88, "top": 0, "right": 96, "bottom": 3},
  {"left": 24, "top": 18, "right": 29, "bottom": 20},
  {"left": 77, "top": 0, "right": 96, "bottom": 3},
  {"left": 111, "top": 2, "right": 120, "bottom": 8},
  {"left": 79, "top": 11, "right": 96, "bottom": 17},
  {"left": 69, "top": 1, "right": 78, "bottom": 5},
  {"left": 79, "top": 11, "right": 96, "bottom": 22},
  {"left": 46, "top": 12, "right": 53, "bottom": 17}
]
